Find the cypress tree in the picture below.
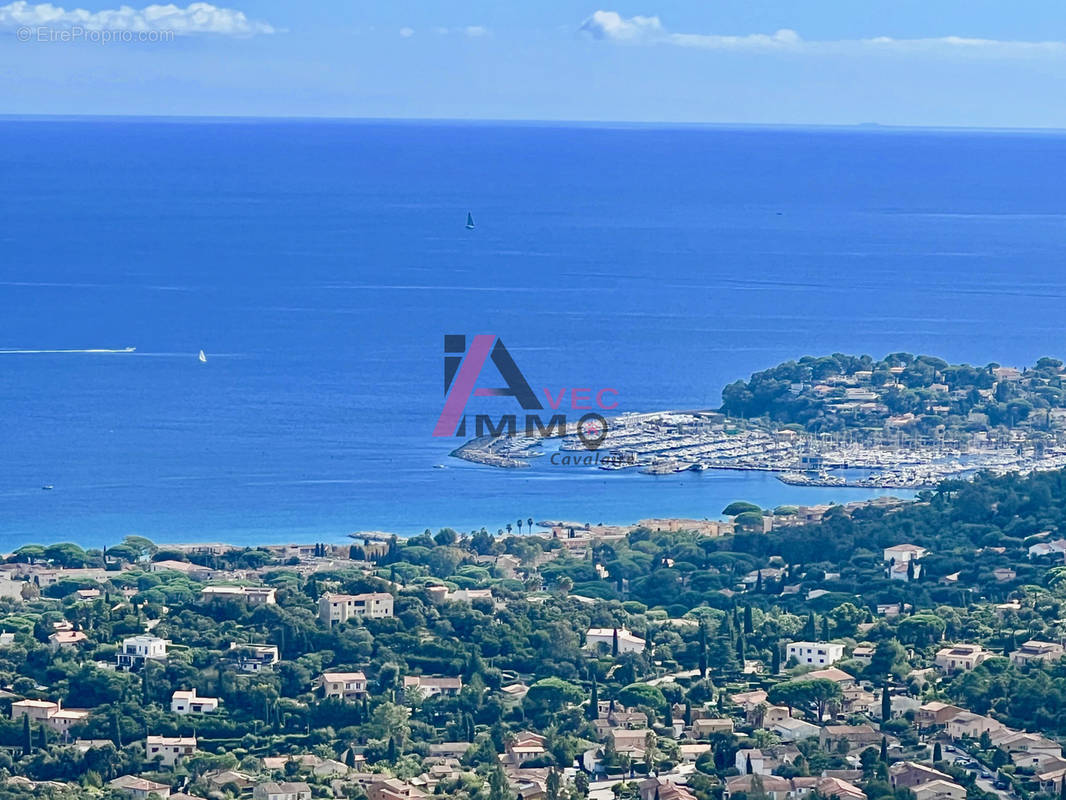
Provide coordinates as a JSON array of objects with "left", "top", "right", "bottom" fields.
[
  {"left": 821, "top": 615, "right": 830, "bottom": 641},
  {"left": 744, "top": 606, "right": 754, "bottom": 634},
  {"left": 933, "top": 743, "right": 942, "bottom": 762},
  {"left": 880, "top": 736, "right": 888, "bottom": 762},
  {"left": 612, "top": 628, "right": 619, "bottom": 657},
  {"left": 664, "top": 702, "right": 673, "bottom": 729},
  {"left": 684, "top": 701, "right": 692, "bottom": 726},
  {"left": 736, "top": 633, "right": 746, "bottom": 665},
  {"left": 745, "top": 754, "right": 753, "bottom": 774},
  {"left": 804, "top": 611, "right": 816, "bottom": 640},
  {"left": 587, "top": 674, "right": 599, "bottom": 720},
  {"left": 110, "top": 711, "right": 122, "bottom": 747},
  {"left": 698, "top": 625, "right": 708, "bottom": 678},
  {"left": 345, "top": 748, "right": 356, "bottom": 767},
  {"left": 771, "top": 642, "right": 781, "bottom": 674},
  {"left": 1059, "top": 777, "right": 1065, "bottom": 800},
  {"left": 881, "top": 686, "right": 891, "bottom": 721},
  {"left": 21, "top": 715, "right": 30, "bottom": 757}
]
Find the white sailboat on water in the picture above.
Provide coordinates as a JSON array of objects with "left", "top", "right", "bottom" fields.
[
  {"left": 465, "top": 212, "right": 475, "bottom": 230},
  {"left": 198, "top": 350, "right": 207, "bottom": 363}
]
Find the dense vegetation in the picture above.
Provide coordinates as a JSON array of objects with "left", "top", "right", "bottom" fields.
[
  {"left": 720, "top": 352, "right": 1066, "bottom": 434},
  {"left": 6, "top": 469, "right": 1066, "bottom": 797}
]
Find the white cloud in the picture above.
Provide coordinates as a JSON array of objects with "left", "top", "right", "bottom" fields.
[
  {"left": 0, "top": 1, "right": 275, "bottom": 36},
  {"left": 399, "top": 26, "right": 414, "bottom": 38},
  {"left": 433, "top": 25, "right": 491, "bottom": 38},
  {"left": 580, "top": 10, "right": 661, "bottom": 43},
  {"left": 580, "top": 9, "right": 1066, "bottom": 57}
]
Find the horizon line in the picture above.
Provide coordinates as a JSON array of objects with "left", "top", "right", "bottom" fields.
[{"left": 3, "top": 112, "right": 1066, "bottom": 136}]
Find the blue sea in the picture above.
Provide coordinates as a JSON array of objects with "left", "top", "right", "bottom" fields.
[{"left": 2, "top": 118, "right": 1065, "bottom": 550}]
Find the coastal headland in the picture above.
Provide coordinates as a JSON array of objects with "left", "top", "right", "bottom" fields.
[{"left": 450, "top": 353, "right": 1066, "bottom": 489}]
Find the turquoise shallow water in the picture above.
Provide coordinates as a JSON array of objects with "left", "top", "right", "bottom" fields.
[{"left": 3, "top": 118, "right": 1065, "bottom": 548}]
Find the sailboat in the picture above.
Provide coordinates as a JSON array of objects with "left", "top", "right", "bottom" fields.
[
  {"left": 198, "top": 350, "right": 207, "bottom": 363},
  {"left": 465, "top": 212, "right": 475, "bottom": 230}
]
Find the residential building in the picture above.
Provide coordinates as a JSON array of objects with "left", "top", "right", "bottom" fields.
[
  {"left": 691, "top": 718, "right": 734, "bottom": 737},
  {"left": 638, "top": 777, "right": 697, "bottom": 800},
  {"left": 912, "top": 781, "right": 966, "bottom": 800},
  {"left": 946, "top": 712, "right": 1005, "bottom": 740},
  {"left": 318, "top": 671, "right": 368, "bottom": 700},
  {"left": 227, "top": 642, "right": 279, "bottom": 672},
  {"left": 772, "top": 717, "right": 821, "bottom": 742},
  {"left": 11, "top": 699, "right": 88, "bottom": 736},
  {"left": 787, "top": 641, "right": 845, "bottom": 666},
  {"left": 117, "top": 635, "right": 169, "bottom": 670},
  {"left": 806, "top": 667, "right": 856, "bottom": 687},
  {"left": 171, "top": 688, "right": 220, "bottom": 714},
  {"left": 318, "top": 592, "right": 394, "bottom": 624},
  {"left": 916, "top": 702, "right": 964, "bottom": 728},
  {"left": 253, "top": 782, "right": 312, "bottom": 800},
  {"left": 1010, "top": 640, "right": 1065, "bottom": 666},
  {"left": 150, "top": 560, "right": 215, "bottom": 580},
  {"left": 48, "top": 630, "right": 88, "bottom": 649},
  {"left": 889, "top": 762, "right": 954, "bottom": 790},
  {"left": 1028, "top": 539, "right": 1066, "bottom": 559},
  {"left": 367, "top": 778, "right": 429, "bottom": 800},
  {"left": 935, "top": 644, "right": 990, "bottom": 673},
  {"left": 506, "top": 731, "right": 547, "bottom": 765},
  {"left": 585, "top": 627, "right": 646, "bottom": 654},
  {"left": 402, "top": 675, "right": 462, "bottom": 698},
  {"left": 109, "top": 775, "right": 172, "bottom": 800},
  {"left": 146, "top": 735, "right": 197, "bottom": 767},
  {"left": 11, "top": 699, "right": 60, "bottom": 723},
  {"left": 820, "top": 724, "right": 881, "bottom": 750},
  {"left": 201, "top": 585, "right": 277, "bottom": 605},
  {"left": 884, "top": 544, "right": 928, "bottom": 563}
]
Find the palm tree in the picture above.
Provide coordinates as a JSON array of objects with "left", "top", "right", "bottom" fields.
[
  {"left": 527, "top": 517, "right": 534, "bottom": 532},
  {"left": 506, "top": 524, "right": 512, "bottom": 534},
  {"left": 517, "top": 519, "right": 523, "bottom": 533}
]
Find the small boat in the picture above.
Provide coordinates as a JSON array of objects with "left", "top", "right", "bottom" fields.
[
  {"left": 434, "top": 464, "right": 447, "bottom": 469},
  {"left": 198, "top": 350, "right": 207, "bottom": 363},
  {"left": 41, "top": 485, "right": 53, "bottom": 491},
  {"left": 465, "top": 212, "right": 475, "bottom": 230}
]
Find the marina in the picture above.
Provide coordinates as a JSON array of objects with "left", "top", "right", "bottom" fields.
[{"left": 451, "top": 410, "right": 1066, "bottom": 489}]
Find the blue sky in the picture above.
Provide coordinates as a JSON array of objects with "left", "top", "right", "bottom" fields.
[{"left": 3, "top": 1, "right": 1066, "bottom": 126}]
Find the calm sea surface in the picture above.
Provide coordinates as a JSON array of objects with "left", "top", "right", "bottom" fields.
[{"left": 2, "top": 119, "right": 1065, "bottom": 549}]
